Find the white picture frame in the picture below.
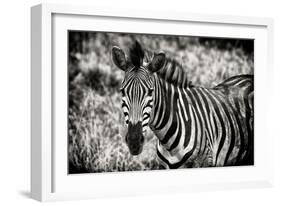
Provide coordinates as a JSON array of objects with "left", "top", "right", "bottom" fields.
[{"left": 31, "top": 3, "right": 274, "bottom": 202}]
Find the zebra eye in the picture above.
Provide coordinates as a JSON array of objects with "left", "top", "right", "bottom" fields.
[
  {"left": 148, "top": 88, "right": 154, "bottom": 96},
  {"left": 119, "top": 88, "right": 125, "bottom": 96}
]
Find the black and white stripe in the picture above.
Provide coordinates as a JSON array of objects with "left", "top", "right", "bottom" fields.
[
  {"left": 150, "top": 72, "right": 253, "bottom": 168},
  {"left": 120, "top": 66, "right": 154, "bottom": 134}
]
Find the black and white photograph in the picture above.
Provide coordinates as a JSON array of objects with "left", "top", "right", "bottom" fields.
[{"left": 68, "top": 31, "right": 254, "bottom": 174}]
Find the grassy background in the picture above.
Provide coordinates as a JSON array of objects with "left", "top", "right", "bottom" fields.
[{"left": 68, "top": 32, "right": 254, "bottom": 173}]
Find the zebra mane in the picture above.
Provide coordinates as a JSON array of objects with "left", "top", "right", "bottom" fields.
[
  {"left": 157, "top": 57, "right": 193, "bottom": 88},
  {"left": 129, "top": 40, "right": 192, "bottom": 88},
  {"left": 129, "top": 41, "right": 144, "bottom": 68}
]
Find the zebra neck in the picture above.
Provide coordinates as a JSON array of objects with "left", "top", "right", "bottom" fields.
[
  {"left": 149, "top": 77, "right": 207, "bottom": 168},
  {"left": 149, "top": 75, "right": 187, "bottom": 141}
]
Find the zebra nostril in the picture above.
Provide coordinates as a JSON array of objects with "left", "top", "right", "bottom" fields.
[
  {"left": 140, "top": 135, "right": 144, "bottom": 143},
  {"left": 125, "top": 135, "right": 128, "bottom": 143}
]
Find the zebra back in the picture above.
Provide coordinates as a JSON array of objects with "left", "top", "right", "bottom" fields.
[{"left": 213, "top": 74, "right": 254, "bottom": 165}]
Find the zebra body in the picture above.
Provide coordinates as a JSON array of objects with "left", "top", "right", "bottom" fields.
[
  {"left": 112, "top": 41, "right": 254, "bottom": 169},
  {"left": 150, "top": 74, "right": 253, "bottom": 168}
]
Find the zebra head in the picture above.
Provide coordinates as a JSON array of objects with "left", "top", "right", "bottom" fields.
[{"left": 112, "top": 41, "right": 166, "bottom": 155}]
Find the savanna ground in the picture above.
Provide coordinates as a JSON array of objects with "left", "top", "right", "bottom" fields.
[{"left": 68, "top": 31, "right": 254, "bottom": 174}]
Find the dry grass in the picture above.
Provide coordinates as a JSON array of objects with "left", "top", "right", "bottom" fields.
[
  {"left": 68, "top": 87, "right": 159, "bottom": 173},
  {"left": 68, "top": 32, "right": 254, "bottom": 173}
]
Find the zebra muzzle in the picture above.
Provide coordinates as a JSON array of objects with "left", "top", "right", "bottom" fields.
[{"left": 125, "top": 122, "right": 145, "bottom": 155}]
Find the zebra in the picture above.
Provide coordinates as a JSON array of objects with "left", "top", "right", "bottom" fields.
[{"left": 112, "top": 41, "right": 254, "bottom": 169}]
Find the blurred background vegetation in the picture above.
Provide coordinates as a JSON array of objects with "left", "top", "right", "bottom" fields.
[{"left": 68, "top": 31, "right": 254, "bottom": 174}]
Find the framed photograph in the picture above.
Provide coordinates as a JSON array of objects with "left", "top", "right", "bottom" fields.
[{"left": 31, "top": 3, "right": 274, "bottom": 201}]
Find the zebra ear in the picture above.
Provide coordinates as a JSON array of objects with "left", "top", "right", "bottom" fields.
[
  {"left": 149, "top": 52, "right": 166, "bottom": 73},
  {"left": 112, "top": 46, "right": 127, "bottom": 71}
]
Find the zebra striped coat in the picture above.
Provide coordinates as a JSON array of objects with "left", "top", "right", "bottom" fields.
[{"left": 112, "top": 41, "right": 254, "bottom": 169}]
